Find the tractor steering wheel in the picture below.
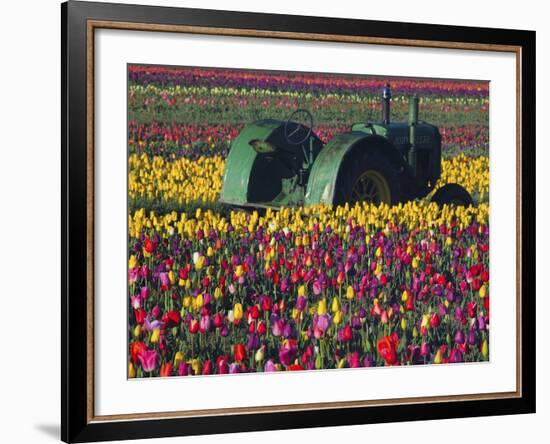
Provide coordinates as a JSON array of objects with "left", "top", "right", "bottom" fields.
[{"left": 284, "top": 109, "right": 313, "bottom": 145}]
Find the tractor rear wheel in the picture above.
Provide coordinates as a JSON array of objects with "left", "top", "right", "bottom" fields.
[
  {"left": 336, "top": 150, "right": 401, "bottom": 206},
  {"left": 430, "top": 183, "right": 473, "bottom": 207}
]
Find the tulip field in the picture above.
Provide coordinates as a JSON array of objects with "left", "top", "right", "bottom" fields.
[{"left": 127, "top": 65, "right": 490, "bottom": 378}]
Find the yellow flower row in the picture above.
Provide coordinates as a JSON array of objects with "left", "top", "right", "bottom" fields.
[
  {"left": 129, "top": 200, "right": 489, "bottom": 240},
  {"left": 129, "top": 153, "right": 224, "bottom": 204},
  {"left": 129, "top": 153, "right": 489, "bottom": 206},
  {"left": 129, "top": 84, "right": 488, "bottom": 107},
  {"left": 437, "top": 154, "right": 489, "bottom": 200}
]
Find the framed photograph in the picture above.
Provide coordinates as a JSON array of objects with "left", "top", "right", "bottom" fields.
[{"left": 62, "top": 1, "right": 536, "bottom": 442}]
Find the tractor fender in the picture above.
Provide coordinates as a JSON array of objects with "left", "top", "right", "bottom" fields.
[
  {"left": 219, "top": 120, "right": 281, "bottom": 206},
  {"left": 304, "top": 132, "right": 407, "bottom": 206}
]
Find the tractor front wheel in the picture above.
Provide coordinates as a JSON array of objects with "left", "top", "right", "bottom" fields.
[
  {"left": 336, "top": 150, "right": 401, "bottom": 206},
  {"left": 430, "top": 183, "right": 473, "bottom": 207}
]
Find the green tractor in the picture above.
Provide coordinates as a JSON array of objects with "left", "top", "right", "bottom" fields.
[{"left": 219, "top": 84, "right": 472, "bottom": 209}]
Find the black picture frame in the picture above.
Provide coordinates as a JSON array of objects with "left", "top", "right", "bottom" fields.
[{"left": 62, "top": 1, "right": 536, "bottom": 442}]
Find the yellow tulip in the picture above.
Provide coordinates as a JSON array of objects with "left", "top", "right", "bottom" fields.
[
  {"left": 128, "top": 362, "right": 136, "bottom": 378},
  {"left": 255, "top": 347, "right": 265, "bottom": 362},
  {"left": 331, "top": 297, "right": 341, "bottom": 313},
  {"left": 346, "top": 285, "right": 355, "bottom": 300},
  {"left": 235, "top": 265, "right": 244, "bottom": 278},
  {"left": 150, "top": 328, "right": 160, "bottom": 343},
  {"left": 333, "top": 311, "right": 343, "bottom": 325},
  {"left": 174, "top": 351, "right": 184, "bottom": 367},
  {"left": 195, "top": 255, "right": 205, "bottom": 271},
  {"left": 421, "top": 314, "right": 430, "bottom": 329},
  {"left": 479, "top": 284, "right": 487, "bottom": 298},
  {"left": 234, "top": 303, "right": 244, "bottom": 320},
  {"left": 481, "top": 339, "right": 489, "bottom": 358},
  {"left": 128, "top": 255, "right": 137, "bottom": 269},
  {"left": 190, "top": 358, "right": 200, "bottom": 375},
  {"left": 317, "top": 299, "right": 327, "bottom": 316},
  {"left": 192, "top": 294, "right": 204, "bottom": 311}
]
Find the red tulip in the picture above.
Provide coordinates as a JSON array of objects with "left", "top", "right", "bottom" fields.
[
  {"left": 213, "top": 312, "right": 224, "bottom": 328},
  {"left": 342, "top": 325, "right": 353, "bottom": 342},
  {"left": 377, "top": 333, "right": 400, "bottom": 365},
  {"left": 129, "top": 340, "right": 147, "bottom": 364},
  {"left": 189, "top": 319, "right": 199, "bottom": 334},
  {"left": 144, "top": 237, "right": 155, "bottom": 254},
  {"left": 134, "top": 308, "right": 146, "bottom": 324},
  {"left": 467, "top": 302, "right": 478, "bottom": 319},
  {"left": 430, "top": 313, "right": 441, "bottom": 328},
  {"left": 287, "top": 364, "right": 305, "bottom": 371},
  {"left": 160, "top": 362, "right": 172, "bottom": 377},
  {"left": 234, "top": 343, "right": 247, "bottom": 362},
  {"left": 202, "top": 360, "right": 212, "bottom": 375},
  {"left": 162, "top": 309, "right": 181, "bottom": 327},
  {"left": 257, "top": 320, "right": 267, "bottom": 335}
]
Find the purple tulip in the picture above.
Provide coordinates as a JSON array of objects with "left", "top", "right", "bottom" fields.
[
  {"left": 219, "top": 324, "right": 229, "bottom": 337},
  {"left": 264, "top": 360, "right": 277, "bottom": 372},
  {"left": 363, "top": 354, "right": 374, "bottom": 367},
  {"left": 246, "top": 333, "right": 260, "bottom": 351},
  {"left": 138, "top": 350, "right": 158, "bottom": 372},
  {"left": 131, "top": 295, "right": 141, "bottom": 309},
  {"left": 296, "top": 296, "right": 307, "bottom": 311},
  {"left": 280, "top": 278, "right": 289, "bottom": 293},
  {"left": 468, "top": 328, "right": 478, "bottom": 345},
  {"left": 283, "top": 322, "right": 295, "bottom": 339},
  {"left": 279, "top": 341, "right": 297, "bottom": 366},
  {"left": 178, "top": 361, "right": 189, "bottom": 376},
  {"left": 199, "top": 315, "right": 211, "bottom": 332},
  {"left": 272, "top": 318, "right": 285, "bottom": 337},
  {"left": 140, "top": 286, "right": 150, "bottom": 299},
  {"left": 420, "top": 342, "right": 430, "bottom": 357},
  {"left": 159, "top": 272, "right": 170, "bottom": 287},
  {"left": 454, "top": 329, "right": 465, "bottom": 344},
  {"left": 449, "top": 348, "right": 464, "bottom": 363},
  {"left": 477, "top": 315, "right": 486, "bottom": 331}
]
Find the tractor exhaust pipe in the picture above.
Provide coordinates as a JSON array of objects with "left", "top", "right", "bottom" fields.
[
  {"left": 408, "top": 96, "right": 419, "bottom": 176},
  {"left": 381, "top": 84, "right": 391, "bottom": 124}
]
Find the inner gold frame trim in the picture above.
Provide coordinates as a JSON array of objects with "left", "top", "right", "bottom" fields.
[{"left": 86, "top": 19, "right": 523, "bottom": 423}]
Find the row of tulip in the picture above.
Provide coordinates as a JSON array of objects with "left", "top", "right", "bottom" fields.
[
  {"left": 128, "top": 65, "right": 489, "bottom": 97},
  {"left": 128, "top": 84, "right": 488, "bottom": 129},
  {"left": 128, "top": 121, "right": 489, "bottom": 159},
  {"left": 128, "top": 153, "right": 489, "bottom": 212}
]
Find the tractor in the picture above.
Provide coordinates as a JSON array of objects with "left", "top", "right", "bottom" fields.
[{"left": 219, "top": 84, "right": 472, "bottom": 209}]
